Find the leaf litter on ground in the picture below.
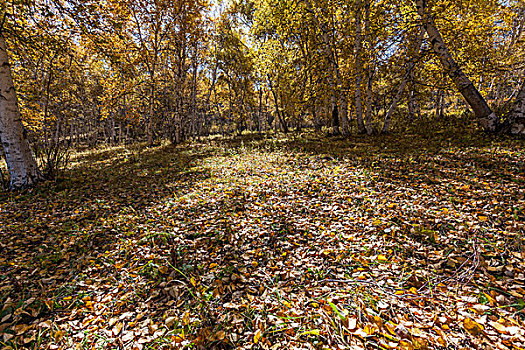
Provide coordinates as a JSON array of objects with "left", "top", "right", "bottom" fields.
[{"left": 0, "top": 131, "right": 524, "bottom": 350}]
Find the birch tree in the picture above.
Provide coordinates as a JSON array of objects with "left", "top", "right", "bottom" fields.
[
  {"left": 0, "top": 31, "right": 42, "bottom": 189},
  {"left": 414, "top": 0, "right": 498, "bottom": 132},
  {"left": 354, "top": 0, "right": 366, "bottom": 134},
  {"left": 382, "top": 26, "right": 423, "bottom": 133},
  {"left": 506, "top": 81, "right": 525, "bottom": 134}
]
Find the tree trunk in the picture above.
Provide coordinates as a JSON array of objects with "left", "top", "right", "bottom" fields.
[
  {"left": 435, "top": 90, "right": 443, "bottom": 118},
  {"left": 303, "top": 0, "right": 345, "bottom": 135},
  {"left": 382, "top": 26, "right": 423, "bottom": 133},
  {"left": 506, "top": 81, "right": 525, "bottom": 135},
  {"left": 355, "top": 0, "right": 366, "bottom": 134},
  {"left": 364, "top": 0, "right": 374, "bottom": 135},
  {"left": 0, "top": 32, "right": 42, "bottom": 189},
  {"left": 414, "top": 0, "right": 497, "bottom": 131},
  {"left": 147, "top": 82, "right": 155, "bottom": 146},
  {"left": 340, "top": 93, "right": 349, "bottom": 136},
  {"left": 190, "top": 43, "right": 198, "bottom": 138},
  {"left": 408, "top": 90, "right": 416, "bottom": 122}
]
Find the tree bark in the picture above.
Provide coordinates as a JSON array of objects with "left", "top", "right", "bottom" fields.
[
  {"left": 382, "top": 27, "right": 423, "bottom": 133},
  {"left": 408, "top": 90, "right": 416, "bottom": 122},
  {"left": 0, "top": 32, "right": 42, "bottom": 189},
  {"left": 303, "top": 0, "right": 343, "bottom": 135},
  {"left": 507, "top": 81, "right": 525, "bottom": 135},
  {"left": 364, "top": 0, "right": 374, "bottom": 135},
  {"left": 355, "top": 0, "right": 366, "bottom": 134},
  {"left": 414, "top": 0, "right": 498, "bottom": 131}
]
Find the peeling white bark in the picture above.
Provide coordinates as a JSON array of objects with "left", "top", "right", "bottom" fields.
[{"left": 0, "top": 32, "right": 41, "bottom": 189}]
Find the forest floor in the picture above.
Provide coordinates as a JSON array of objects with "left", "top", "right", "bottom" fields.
[{"left": 1, "top": 127, "right": 525, "bottom": 350}]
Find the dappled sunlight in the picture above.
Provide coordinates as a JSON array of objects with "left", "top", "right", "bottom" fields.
[{"left": 2, "top": 133, "right": 523, "bottom": 349}]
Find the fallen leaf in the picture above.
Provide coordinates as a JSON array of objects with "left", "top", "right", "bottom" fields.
[{"left": 463, "top": 318, "right": 483, "bottom": 335}]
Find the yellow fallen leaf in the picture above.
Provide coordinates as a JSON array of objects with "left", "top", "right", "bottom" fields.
[
  {"left": 172, "top": 334, "right": 185, "bottom": 343},
  {"left": 254, "top": 329, "right": 262, "bottom": 344},
  {"left": 437, "top": 337, "right": 447, "bottom": 346},
  {"left": 385, "top": 322, "right": 397, "bottom": 336},
  {"left": 410, "top": 327, "right": 423, "bottom": 336},
  {"left": 478, "top": 216, "right": 489, "bottom": 222},
  {"left": 54, "top": 330, "right": 65, "bottom": 342},
  {"left": 463, "top": 318, "right": 483, "bottom": 335},
  {"left": 413, "top": 337, "right": 429, "bottom": 350},
  {"left": 363, "top": 323, "right": 376, "bottom": 335},
  {"left": 399, "top": 340, "right": 414, "bottom": 350},
  {"left": 483, "top": 292, "right": 496, "bottom": 306},
  {"left": 377, "top": 254, "right": 388, "bottom": 262},
  {"left": 299, "top": 329, "right": 320, "bottom": 336}
]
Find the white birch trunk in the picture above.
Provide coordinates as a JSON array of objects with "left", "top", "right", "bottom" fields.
[
  {"left": 414, "top": 0, "right": 498, "bottom": 131},
  {"left": 355, "top": 0, "right": 366, "bottom": 134},
  {"left": 0, "top": 32, "right": 41, "bottom": 189},
  {"left": 508, "top": 82, "right": 525, "bottom": 135},
  {"left": 382, "top": 27, "right": 424, "bottom": 133}
]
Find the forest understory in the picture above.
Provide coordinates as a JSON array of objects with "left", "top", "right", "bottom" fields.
[{"left": 1, "top": 127, "right": 524, "bottom": 350}]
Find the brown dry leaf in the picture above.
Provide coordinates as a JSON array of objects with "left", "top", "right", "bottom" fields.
[
  {"left": 215, "top": 330, "right": 226, "bottom": 340},
  {"left": 112, "top": 322, "right": 123, "bottom": 336},
  {"left": 165, "top": 316, "right": 177, "bottom": 328},
  {"left": 182, "top": 312, "right": 190, "bottom": 326},
  {"left": 463, "top": 318, "right": 483, "bottom": 336},
  {"left": 121, "top": 331, "right": 134, "bottom": 342},
  {"left": 54, "top": 330, "right": 66, "bottom": 342},
  {"left": 14, "top": 323, "right": 30, "bottom": 335},
  {"left": 488, "top": 321, "right": 507, "bottom": 334}
]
